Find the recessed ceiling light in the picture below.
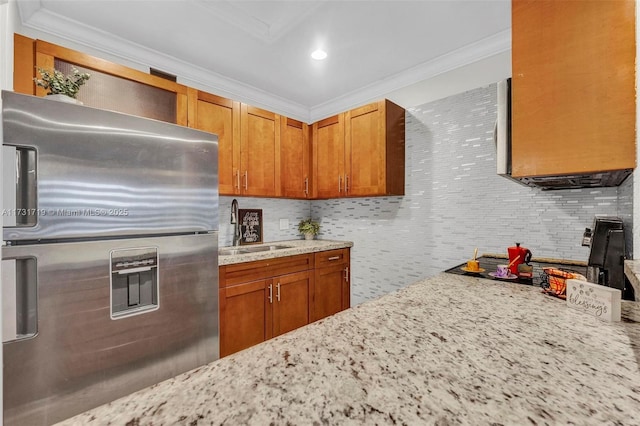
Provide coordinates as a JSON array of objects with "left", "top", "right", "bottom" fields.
[{"left": 311, "top": 49, "right": 327, "bottom": 60}]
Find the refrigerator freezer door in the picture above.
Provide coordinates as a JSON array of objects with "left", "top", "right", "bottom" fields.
[
  {"left": 2, "top": 232, "right": 218, "bottom": 425},
  {"left": 2, "top": 91, "right": 219, "bottom": 242}
]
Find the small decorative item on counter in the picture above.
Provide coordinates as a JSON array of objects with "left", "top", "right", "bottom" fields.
[
  {"left": 298, "top": 218, "right": 320, "bottom": 240},
  {"left": 566, "top": 279, "right": 621, "bottom": 322},
  {"left": 461, "top": 248, "right": 485, "bottom": 273},
  {"left": 34, "top": 66, "right": 91, "bottom": 100},
  {"left": 541, "top": 268, "right": 586, "bottom": 299},
  {"left": 507, "top": 243, "right": 532, "bottom": 275}
]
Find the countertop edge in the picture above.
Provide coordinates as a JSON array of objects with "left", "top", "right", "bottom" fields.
[
  {"left": 218, "top": 239, "right": 354, "bottom": 266},
  {"left": 623, "top": 260, "right": 640, "bottom": 302}
]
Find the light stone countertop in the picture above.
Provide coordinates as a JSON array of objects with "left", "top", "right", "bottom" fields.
[
  {"left": 624, "top": 260, "right": 640, "bottom": 301},
  {"left": 58, "top": 273, "right": 640, "bottom": 426},
  {"left": 218, "top": 239, "right": 354, "bottom": 266}
]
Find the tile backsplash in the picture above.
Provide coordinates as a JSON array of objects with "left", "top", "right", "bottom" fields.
[
  {"left": 218, "top": 196, "right": 310, "bottom": 247},
  {"left": 220, "top": 83, "right": 633, "bottom": 306}
]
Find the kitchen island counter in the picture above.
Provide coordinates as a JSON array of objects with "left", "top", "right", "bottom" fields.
[{"left": 58, "top": 273, "right": 640, "bottom": 425}]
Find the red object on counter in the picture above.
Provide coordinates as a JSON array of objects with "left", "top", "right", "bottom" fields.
[{"left": 507, "top": 243, "right": 532, "bottom": 275}]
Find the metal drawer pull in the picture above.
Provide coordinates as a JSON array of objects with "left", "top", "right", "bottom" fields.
[
  {"left": 344, "top": 266, "right": 349, "bottom": 282},
  {"left": 276, "top": 282, "right": 281, "bottom": 302},
  {"left": 327, "top": 256, "right": 340, "bottom": 261},
  {"left": 268, "top": 283, "right": 273, "bottom": 304}
]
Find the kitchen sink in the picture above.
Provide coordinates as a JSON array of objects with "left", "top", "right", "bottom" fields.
[{"left": 218, "top": 245, "right": 293, "bottom": 256}]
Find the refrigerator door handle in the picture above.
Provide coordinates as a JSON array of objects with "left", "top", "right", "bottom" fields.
[
  {"left": 1, "top": 257, "right": 38, "bottom": 343},
  {"left": 2, "top": 145, "right": 37, "bottom": 227}
]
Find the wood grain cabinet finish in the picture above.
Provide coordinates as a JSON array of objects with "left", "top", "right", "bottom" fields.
[
  {"left": 14, "top": 36, "right": 189, "bottom": 125},
  {"left": 312, "top": 114, "right": 346, "bottom": 198},
  {"left": 219, "top": 249, "right": 351, "bottom": 357},
  {"left": 312, "top": 100, "right": 405, "bottom": 199},
  {"left": 280, "top": 118, "right": 311, "bottom": 198},
  {"left": 219, "top": 254, "right": 313, "bottom": 357},
  {"left": 511, "top": 0, "right": 636, "bottom": 178},
  {"left": 311, "top": 249, "right": 350, "bottom": 322},
  {"left": 188, "top": 89, "right": 241, "bottom": 195},
  {"left": 240, "top": 104, "right": 281, "bottom": 197},
  {"left": 345, "top": 100, "right": 405, "bottom": 197}
]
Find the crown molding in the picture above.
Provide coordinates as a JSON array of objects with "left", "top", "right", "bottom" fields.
[
  {"left": 17, "top": 2, "right": 311, "bottom": 121},
  {"left": 16, "top": 2, "right": 510, "bottom": 124},
  {"left": 308, "top": 29, "right": 511, "bottom": 122}
]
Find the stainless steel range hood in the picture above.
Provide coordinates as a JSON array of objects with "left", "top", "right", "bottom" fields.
[{"left": 495, "top": 79, "right": 633, "bottom": 190}]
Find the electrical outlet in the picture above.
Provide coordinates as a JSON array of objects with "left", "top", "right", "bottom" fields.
[{"left": 279, "top": 219, "right": 289, "bottom": 230}]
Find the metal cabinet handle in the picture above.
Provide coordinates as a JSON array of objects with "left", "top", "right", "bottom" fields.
[
  {"left": 268, "top": 283, "right": 273, "bottom": 304},
  {"left": 2, "top": 257, "right": 38, "bottom": 343},
  {"left": 304, "top": 177, "right": 309, "bottom": 196},
  {"left": 276, "top": 282, "right": 281, "bottom": 302},
  {"left": 345, "top": 175, "right": 349, "bottom": 193},
  {"left": 338, "top": 175, "right": 342, "bottom": 193},
  {"left": 344, "top": 266, "right": 349, "bottom": 283},
  {"left": 327, "top": 256, "right": 340, "bottom": 261},
  {"left": 243, "top": 171, "right": 248, "bottom": 190},
  {"left": 235, "top": 170, "right": 241, "bottom": 190}
]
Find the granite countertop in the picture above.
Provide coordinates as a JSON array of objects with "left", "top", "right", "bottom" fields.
[
  {"left": 218, "top": 239, "right": 353, "bottom": 265},
  {"left": 58, "top": 273, "right": 640, "bottom": 425},
  {"left": 624, "top": 260, "right": 640, "bottom": 301}
]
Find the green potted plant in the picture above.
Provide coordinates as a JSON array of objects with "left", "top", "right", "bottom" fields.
[
  {"left": 298, "top": 218, "right": 320, "bottom": 240},
  {"left": 34, "top": 66, "right": 91, "bottom": 103}
]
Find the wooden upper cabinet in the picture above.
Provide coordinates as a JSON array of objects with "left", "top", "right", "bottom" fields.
[
  {"left": 14, "top": 37, "right": 189, "bottom": 125},
  {"left": 240, "top": 105, "right": 281, "bottom": 197},
  {"left": 345, "top": 100, "right": 405, "bottom": 197},
  {"left": 511, "top": 0, "right": 636, "bottom": 178},
  {"left": 280, "top": 118, "right": 311, "bottom": 199},
  {"left": 189, "top": 89, "right": 241, "bottom": 195},
  {"left": 312, "top": 114, "right": 346, "bottom": 199},
  {"left": 312, "top": 100, "right": 405, "bottom": 199}
]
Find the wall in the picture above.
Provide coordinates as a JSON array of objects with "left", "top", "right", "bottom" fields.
[
  {"left": 218, "top": 196, "right": 310, "bottom": 247},
  {"left": 312, "top": 83, "right": 632, "bottom": 305}
]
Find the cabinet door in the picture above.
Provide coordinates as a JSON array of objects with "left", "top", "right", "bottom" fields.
[
  {"left": 511, "top": 0, "right": 636, "bottom": 177},
  {"left": 193, "top": 91, "right": 240, "bottom": 195},
  {"left": 272, "top": 271, "right": 311, "bottom": 337},
  {"left": 219, "top": 280, "right": 271, "bottom": 357},
  {"left": 312, "top": 114, "right": 345, "bottom": 199},
  {"left": 345, "top": 101, "right": 385, "bottom": 196},
  {"left": 311, "top": 263, "right": 349, "bottom": 322},
  {"left": 280, "top": 118, "right": 310, "bottom": 198},
  {"left": 241, "top": 104, "right": 281, "bottom": 196}
]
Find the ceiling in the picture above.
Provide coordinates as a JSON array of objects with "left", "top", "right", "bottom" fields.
[{"left": 16, "top": 0, "right": 511, "bottom": 122}]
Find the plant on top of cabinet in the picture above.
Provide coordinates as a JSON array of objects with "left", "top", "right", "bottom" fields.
[{"left": 34, "top": 66, "right": 90, "bottom": 99}]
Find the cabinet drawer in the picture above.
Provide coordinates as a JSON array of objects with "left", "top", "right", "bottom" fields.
[
  {"left": 314, "top": 248, "right": 349, "bottom": 268},
  {"left": 220, "top": 253, "right": 313, "bottom": 288}
]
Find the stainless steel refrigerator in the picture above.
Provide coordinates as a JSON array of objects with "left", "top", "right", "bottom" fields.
[{"left": 0, "top": 91, "right": 219, "bottom": 425}]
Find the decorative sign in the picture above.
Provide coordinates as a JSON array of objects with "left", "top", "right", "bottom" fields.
[
  {"left": 239, "top": 209, "right": 263, "bottom": 245},
  {"left": 566, "top": 279, "right": 621, "bottom": 322}
]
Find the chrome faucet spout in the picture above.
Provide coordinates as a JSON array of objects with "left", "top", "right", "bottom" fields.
[{"left": 231, "top": 199, "right": 241, "bottom": 246}]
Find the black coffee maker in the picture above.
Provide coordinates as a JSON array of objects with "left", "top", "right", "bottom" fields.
[{"left": 582, "top": 216, "right": 634, "bottom": 300}]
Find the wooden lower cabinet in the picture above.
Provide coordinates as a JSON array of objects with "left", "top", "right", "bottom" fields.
[
  {"left": 219, "top": 248, "right": 351, "bottom": 357},
  {"left": 311, "top": 249, "right": 350, "bottom": 322},
  {"left": 272, "top": 271, "right": 311, "bottom": 337},
  {"left": 219, "top": 279, "right": 269, "bottom": 357}
]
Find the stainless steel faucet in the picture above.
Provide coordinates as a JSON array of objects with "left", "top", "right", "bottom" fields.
[{"left": 230, "top": 199, "right": 241, "bottom": 246}]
